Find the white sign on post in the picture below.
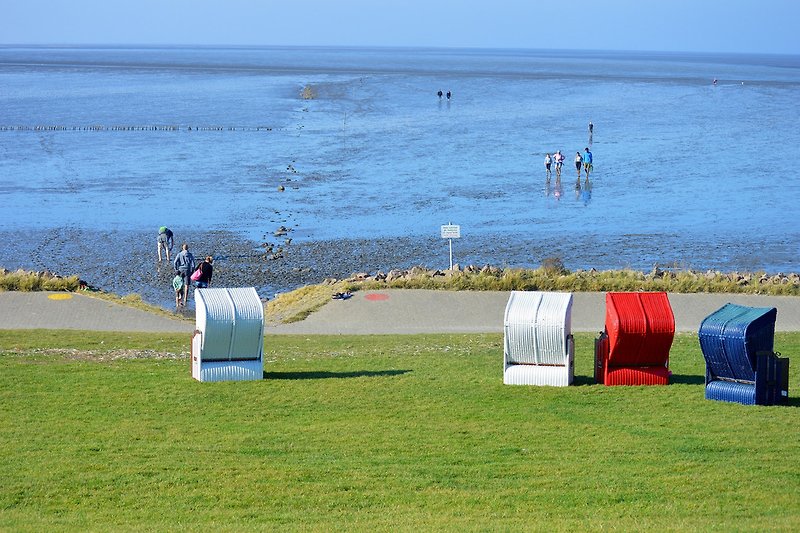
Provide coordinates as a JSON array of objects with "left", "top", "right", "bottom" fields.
[
  {"left": 440, "top": 224, "right": 461, "bottom": 239},
  {"left": 440, "top": 224, "right": 461, "bottom": 270}
]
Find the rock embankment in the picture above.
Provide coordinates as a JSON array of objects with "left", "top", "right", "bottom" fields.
[{"left": 317, "top": 264, "right": 800, "bottom": 293}]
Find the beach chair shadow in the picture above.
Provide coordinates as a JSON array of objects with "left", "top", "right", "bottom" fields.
[
  {"left": 263, "top": 369, "right": 411, "bottom": 380},
  {"left": 571, "top": 375, "right": 597, "bottom": 387},
  {"left": 669, "top": 374, "right": 706, "bottom": 386}
]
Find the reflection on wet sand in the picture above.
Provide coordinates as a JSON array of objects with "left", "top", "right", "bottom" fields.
[
  {"left": 544, "top": 177, "right": 563, "bottom": 200},
  {"left": 578, "top": 178, "right": 592, "bottom": 205}
]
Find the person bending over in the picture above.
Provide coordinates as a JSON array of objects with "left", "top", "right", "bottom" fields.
[{"left": 157, "top": 226, "right": 174, "bottom": 262}]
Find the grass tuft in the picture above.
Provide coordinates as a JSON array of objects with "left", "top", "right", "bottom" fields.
[
  {"left": 266, "top": 282, "right": 349, "bottom": 324},
  {"left": 300, "top": 84, "right": 317, "bottom": 99},
  {"left": 0, "top": 269, "right": 80, "bottom": 292}
]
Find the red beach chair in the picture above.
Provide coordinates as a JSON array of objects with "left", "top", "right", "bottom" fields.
[{"left": 594, "top": 292, "right": 674, "bottom": 385}]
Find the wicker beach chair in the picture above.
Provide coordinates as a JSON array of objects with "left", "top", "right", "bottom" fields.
[
  {"left": 594, "top": 292, "right": 674, "bottom": 386},
  {"left": 698, "top": 303, "right": 789, "bottom": 405},
  {"left": 192, "top": 287, "right": 264, "bottom": 382},
  {"left": 503, "top": 291, "right": 574, "bottom": 386}
]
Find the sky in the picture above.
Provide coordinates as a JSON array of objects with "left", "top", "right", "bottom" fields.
[{"left": 2, "top": 0, "right": 798, "bottom": 55}]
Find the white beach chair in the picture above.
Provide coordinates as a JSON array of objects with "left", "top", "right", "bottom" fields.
[
  {"left": 503, "top": 291, "right": 574, "bottom": 386},
  {"left": 192, "top": 287, "right": 264, "bottom": 382}
]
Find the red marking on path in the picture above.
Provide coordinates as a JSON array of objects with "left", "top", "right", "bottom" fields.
[{"left": 365, "top": 293, "right": 390, "bottom": 301}]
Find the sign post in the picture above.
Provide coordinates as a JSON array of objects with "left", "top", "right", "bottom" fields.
[{"left": 440, "top": 223, "right": 461, "bottom": 270}]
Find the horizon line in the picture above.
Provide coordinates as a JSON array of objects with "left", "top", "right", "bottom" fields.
[{"left": 0, "top": 43, "right": 797, "bottom": 58}]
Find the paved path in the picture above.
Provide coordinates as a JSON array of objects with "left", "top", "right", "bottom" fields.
[
  {"left": 268, "top": 290, "right": 800, "bottom": 335},
  {"left": 0, "top": 292, "right": 192, "bottom": 333},
  {"left": 2, "top": 290, "right": 800, "bottom": 335}
]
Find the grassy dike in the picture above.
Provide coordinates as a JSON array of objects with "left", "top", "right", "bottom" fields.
[{"left": 1, "top": 330, "right": 798, "bottom": 531}]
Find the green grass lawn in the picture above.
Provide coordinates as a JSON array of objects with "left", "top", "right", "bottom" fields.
[{"left": 1, "top": 331, "right": 798, "bottom": 531}]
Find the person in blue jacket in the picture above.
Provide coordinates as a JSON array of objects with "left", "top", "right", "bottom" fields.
[
  {"left": 173, "top": 243, "right": 195, "bottom": 305},
  {"left": 583, "top": 147, "right": 593, "bottom": 179}
]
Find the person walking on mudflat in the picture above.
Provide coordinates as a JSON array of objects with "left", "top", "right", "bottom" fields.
[
  {"left": 583, "top": 147, "right": 593, "bottom": 180},
  {"left": 574, "top": 151, "right": 583, "bottom": 179},
  {"left": 554, "top": 150, "right": 564, "bottom": 180},
  {"left": 157, "top": 226, "right": 174, "bottom": 262},
  {"left": 173, "top": 243, "right": 195, "bottom": 306},
  {"left": 193, "top": 256, "right": 214, "bottom": 288},
  {"left": 544, "top": 153, "right": 552, "bottom": 180}
]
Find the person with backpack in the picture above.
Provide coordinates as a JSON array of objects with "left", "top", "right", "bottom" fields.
[{"left": 173, "top": 243, "right": 195, "bottom": 306}]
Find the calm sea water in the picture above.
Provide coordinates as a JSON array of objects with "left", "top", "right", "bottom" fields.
[{"left": 1, "top": 45, "right": 799, "bottom": 275}]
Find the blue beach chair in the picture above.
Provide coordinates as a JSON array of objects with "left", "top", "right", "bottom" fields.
[{"left": 698, "top": 304, "right": 789, "bottom": 406}]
